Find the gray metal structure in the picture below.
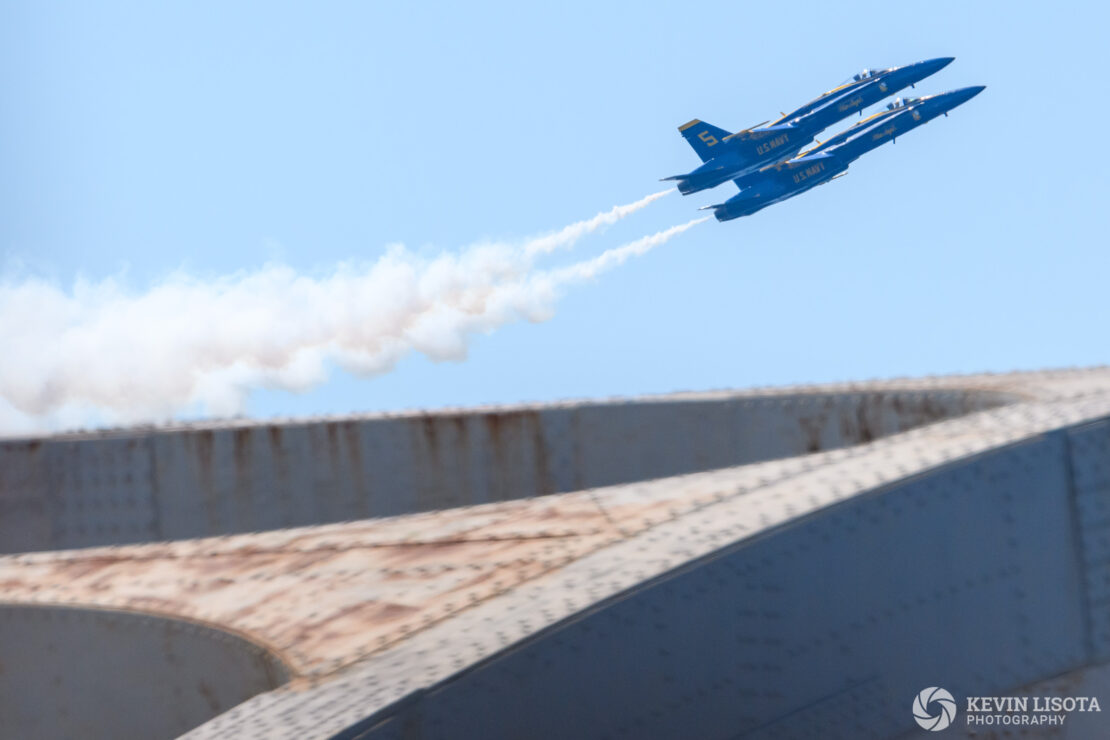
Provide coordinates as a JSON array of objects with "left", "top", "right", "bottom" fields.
[
  {"left": 0, "top": 388, "right": 1005, "bottom": 553},
  {"left": 1, "top": 368, "right": 1109, "bottom": 739},
  {"left": 0, "top": 605, "right": 287, "bottom": 739}
]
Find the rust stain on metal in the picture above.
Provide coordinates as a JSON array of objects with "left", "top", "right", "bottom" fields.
[
  {"left": 482, "top": 410, "right": 550, "bottom": 500},
  {"left": 193, "top": 430, "right": 220, "bottom": 533},
  {"left": 420, "top": 415, "right": 439, "bottom": 451},
  {"left": 194, "top": 429, "right": 214, "bottom": 470},
  {"left": 531, "top": 413, "right": 553, "bottom": 496},
  {"left": 855, "top": 403, "right": 875, "bottom": 443},
  {"left": 233, "top": 428, "right": 254, "bottom": 526},
  {"left": 233, "top": 428, "right": 251, "bottom": 468},
  {"left": 798, "top": 415, "right": 826, "bottom": 453},
  {"left": 324, "top": 423, "right": 342, "bottom": 498},
  {"left": 0, "top": 489, "right": 633, "bottom": 678},
  {"left": 342, "top": 421, "right": 369, "bottom": 517},
  {"left": 484, "top": 413, "right": 508, "bottom": 501}
]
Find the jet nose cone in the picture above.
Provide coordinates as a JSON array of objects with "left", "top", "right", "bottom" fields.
[
  {"left": 938, "top": 85, "right": 986, "bottom": 110},
  {"left": 893, "top": 57, "right": 955, "bottom": 86},
  {"left": 953, "top": 85, "right": 986, "bottom": 103},
  {"left": 918, "top": 56, "right": 955, "bottom": 74}
]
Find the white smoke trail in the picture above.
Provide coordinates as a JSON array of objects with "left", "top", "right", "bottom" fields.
[
  {"left": 522, "top": 189, "right": 672, "bottom": 257},
  {"left": 544, "top": 217, "right": 709, "bottom": 285},
  {"left": 0, "top": 193, "right": 701, "bottom": 434}
]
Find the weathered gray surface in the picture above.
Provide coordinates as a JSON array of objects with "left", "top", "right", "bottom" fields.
[
  {"left": 0, "top": 388, "right": 1009, "bottom": 553},
  {"left": 0, "top": 605, "right": 288, "bottom": 740}
]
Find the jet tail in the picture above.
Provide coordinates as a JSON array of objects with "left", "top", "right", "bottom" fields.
[{"left": 678, "top": 119, "right": 732, "bottom": 163}]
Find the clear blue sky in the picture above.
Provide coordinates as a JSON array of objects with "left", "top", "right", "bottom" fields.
[{"left": 2, "top": 1, "right": 1108, "bottom": 426}]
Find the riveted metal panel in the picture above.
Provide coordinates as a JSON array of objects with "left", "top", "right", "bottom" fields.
[
  {"left": 0, "top": 440, "right": 52, "bottom": 551},
  {"left": 0, "top": 388, "right": 1009, "bottom": 553},
  {"left": 1067, "top": 419, "right": 1110, "bottom": 663},
  {"left": 332, "top": 434, "right": 1084, "bottom": 740},
  {"left": 48, "top": 436, "right": 159, "bottom": 548}
]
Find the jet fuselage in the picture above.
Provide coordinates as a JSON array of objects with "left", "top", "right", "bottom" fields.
[
  {"left": 668, "top": 57, "right": 954, "bottom": 196},
  {"left": 708, "top": 85, "right": 984, "bottom": 221}
]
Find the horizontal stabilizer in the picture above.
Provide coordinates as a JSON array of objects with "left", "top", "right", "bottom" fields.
[{"left": 660, "top": 174, "right": 686, "bottom": 182}]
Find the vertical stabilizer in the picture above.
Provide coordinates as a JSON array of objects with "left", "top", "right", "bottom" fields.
[{"left": 678, "top": 119, "right": 732, "bottom": 163}]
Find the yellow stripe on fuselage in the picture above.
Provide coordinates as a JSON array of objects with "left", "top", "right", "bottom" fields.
[
  {"left": 769, "top": 79, "right": 867, "bottom": 125},
  {"left": 855, "top": 108, "right": 896, "bottom": 127},
  {"left": 818, "top": 81, "right": 856, "bottom": 99}
]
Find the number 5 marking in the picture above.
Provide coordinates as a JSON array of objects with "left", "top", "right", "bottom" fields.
[{"left": 698, "top": 130, "right": 718, "bottom": 147}]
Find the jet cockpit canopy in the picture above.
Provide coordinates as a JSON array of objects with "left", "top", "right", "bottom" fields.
[
  {"left": 843, "top": 66, "right": 891, "bottom": 84},
  {"left": 885, "top": 96, "right": 922, "bottom": 110}
]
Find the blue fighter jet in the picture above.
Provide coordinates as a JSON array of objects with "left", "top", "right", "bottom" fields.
[
  {"left": 663, "top": 58, "right": 954, "bottom": 196},
  {"left": 699, "top": 85, "right": 985, "bottom": 221}
]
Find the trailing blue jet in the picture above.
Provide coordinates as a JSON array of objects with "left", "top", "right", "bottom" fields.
[
  {"left": 663, "top": 58, "right": 954, "bottom": 196},
  {"left": 699, "top": 85, "right": 985, "bottom": 221}
]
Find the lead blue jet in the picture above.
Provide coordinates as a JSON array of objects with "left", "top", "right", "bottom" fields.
[
  {"left": 663, "top": 58, "right": 954, "bottom": 196},
  {"left": 699, "top": 85, "right": 985, "bottom": 221}
]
